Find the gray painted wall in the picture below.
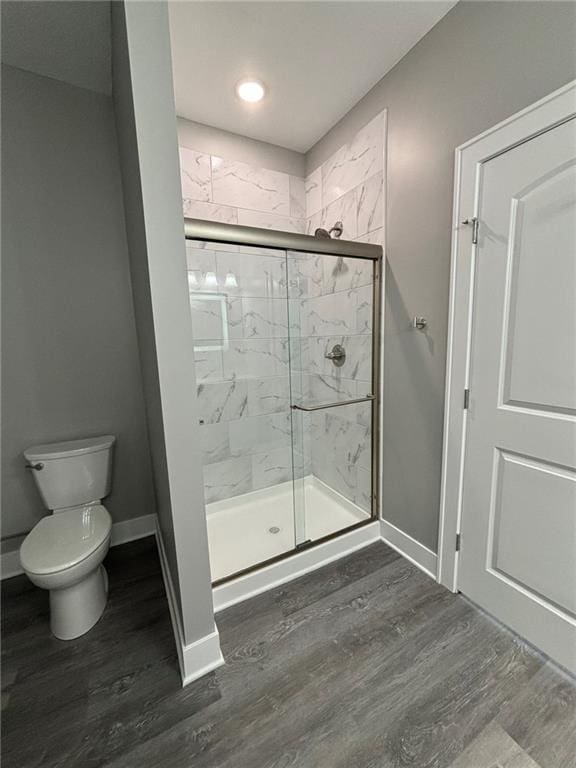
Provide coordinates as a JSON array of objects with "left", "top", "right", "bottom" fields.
[
  {"left": 1, "top": 1, "right": 112, "bottom": 95},
  {"left": 1, "top": 63, "right": 155, "bottom": 541},
  {"left": 307, "top": 1, "right": 576, "bottom": 550},
  {"left": 112, "top": 1, "right": 215, "bottom": 647},
  {"left": 177, "top": 117, "right": 305, "bottom": 176}
]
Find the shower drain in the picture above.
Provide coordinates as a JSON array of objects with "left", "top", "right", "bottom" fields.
[{"left": 269, "top": 526, "right": 281, "bottom": 534}]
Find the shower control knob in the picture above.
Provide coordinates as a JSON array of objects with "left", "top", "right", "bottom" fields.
[{"left": 325, "top": 343, "right": 346, "bottom": 367}]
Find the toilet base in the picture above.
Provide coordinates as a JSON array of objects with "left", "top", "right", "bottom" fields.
[{"left": 50, "top": 565, "right": 109, "bottom": 640}]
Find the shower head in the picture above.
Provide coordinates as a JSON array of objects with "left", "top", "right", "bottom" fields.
[{"left": 314, "top": 221, "right": 343, "bottom": 240}]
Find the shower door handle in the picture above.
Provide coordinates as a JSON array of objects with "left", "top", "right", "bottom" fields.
[{"left": 291, "top": 395, "right": 374, "bottom": 412}]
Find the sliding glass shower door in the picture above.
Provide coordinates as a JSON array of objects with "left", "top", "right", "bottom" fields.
[
  {"left": 185, "top": 229, "right": 379, "bottom": 584},
  {"left": 287, "top": 251, "right": 377, "bottom": 549},
  {"left": 187, "top": 239, "right": 297, "bottom": 581}
]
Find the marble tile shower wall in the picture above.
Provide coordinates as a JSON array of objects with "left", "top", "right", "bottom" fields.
[
  {"left": 288, "top": 252, "right": 374, "bottom": 513},
  {"left": 179, "top": 147, "right": 307, "bottom": 233},
  {"left": 186, "top": 241, "right": 296, "bottom": 504},
  {"left": 179, "top": 110, "right": 384, "bottom": 508},
  {"left": 295, "top": 110, "right": 385, "bottom": 512},
  {"left": 180, "top": 149, "right": 307, "bottom": 503},
  {"left": 305, "top": 111, "right": 385, "bottom": 249}
]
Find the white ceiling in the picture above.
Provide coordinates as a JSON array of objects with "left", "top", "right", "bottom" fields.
[
  {"left": 1, "top": 1, "right": 111, "bottom": 95},
  {"left": 169, "top": 1, "right": 456, "bottom": 152}
]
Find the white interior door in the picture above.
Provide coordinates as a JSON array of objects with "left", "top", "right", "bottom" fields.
[{"left": 459, "top": 117, "right": 576, "bottom": 673}]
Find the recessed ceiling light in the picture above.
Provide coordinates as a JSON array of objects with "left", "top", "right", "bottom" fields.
[{"left": 236, "top": 79, "right": 266, "bottom": 103}]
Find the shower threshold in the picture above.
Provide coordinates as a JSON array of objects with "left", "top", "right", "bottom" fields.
[{"left": 208, "top": 476, "right": 378, "bottom": 610}]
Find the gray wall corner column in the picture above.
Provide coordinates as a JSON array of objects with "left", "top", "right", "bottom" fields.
[{"left": 111, "top": 0, "right": 220, "bottom": 682}]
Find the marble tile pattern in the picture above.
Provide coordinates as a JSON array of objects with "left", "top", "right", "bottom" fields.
[
  {"left": 252, "top": 446, "right": 293, "bottom": 491},
  {"left": 357, "top": 171, "right": 383, "bottom": 237},
  {"left": 321, "top": 112, "right": 384, "bottom": 207},
  {"left": 182, "top": 199, "right": 237, "bottom": 224},
  {"left": 291, "top": 111, "right": 385, "bottom": 513},
  {"left": 304, "top": 110, "right": 386, "bottom": 247},
  {"left": 304, "top": 173, "right": 383, "bottom": 246},
  {"left": 179, "top": 147, "right": 307, "bottom": 503},
  {"left": 185, "top": 247, "right": 295, "bottom": 500},
  {"left": 289, "top": 175, "right": 306, "bottom": 218},
  {"left": 179, "top": 117, "right": 383, "bottom": 507},
  {"left": 305, "top": 167, "right": 322, "bottom": 216},
  {"left": 211, "top": 156, "right": 290, "bottom": 215},
  {"left": 310, "top": 408, "right": 372, "bottom": 511},
  {"left": 242, "top": 297, "right": 288, "bottom": 339},
  {"left": 355, "top": 228, "right": 384, "bottom": 245},
  {"left": 196, "top": 379, "right": 248, "bottom": 424},
  {"left": 237, "top": 209, "right": 306, "bottom": 234},
  {"left": 247, "top": 376, "right": 290, "bottom": 416},
  {"left": 288, "top": 263, "right": 374, "bottom": 509},
  {"left": 324, "top": 188, "right": 358, "bottom": 240},
  {"left": 203, "top": 456, "right": 252, "bottom": 504},
  {"left": 179, "top": 147, "right": 211, "bottom": 202},
  {"left": 192, "top": 294, "right": 293, "bottom": 501},
  {"left": 188, "top": 251, "right": 289, "bottom": 500},
  {"left": 179, "top": 148, "right": 307, "bottom": 238}
]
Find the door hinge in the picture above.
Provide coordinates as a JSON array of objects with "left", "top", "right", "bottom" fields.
[
  {"left": 462, "top": 217, "right": 479, "bottom": 245},
  {"left": 455, "top": 533, "right": 461, "bottom": 552},
  {"left": 463, "top": 388, "right": 470, "bottom": 409}
]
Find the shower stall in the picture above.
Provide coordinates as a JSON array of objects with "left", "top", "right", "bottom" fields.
[{"left": 185, "top": 218, "right": 382, "bottom": 587}]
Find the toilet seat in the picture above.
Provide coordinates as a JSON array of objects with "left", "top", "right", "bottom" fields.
[{"left": 20, "top": 505, "right": 112, "bottom": 576}]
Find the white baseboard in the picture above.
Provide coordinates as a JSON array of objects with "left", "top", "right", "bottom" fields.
[
  {"left": 379, "top": 519, "right": 438, "bottom": 579},
  {"left": 1, "top": 513, "right": 157, "bottom": 580},
  {"left": 213, "top": 519, "right": 439, "bottom": 614},
  {"left": 181, "top": 630, "right": 224, "bottom": 686},
  {"left": 154, "top": 521, "right": 224, "bottom": 686},
  {"left": 110, "top": 514, "right": 157, "bottom": 546},
  {"left": 213, "top": 520, "right": 381, "bottom": 613},
  {"left": 1, "top": 547, "right": 24, "bottom": 580}
]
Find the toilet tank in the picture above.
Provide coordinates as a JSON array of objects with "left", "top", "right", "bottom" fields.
[{"left": 24, "top": 435, "right": 116, "bottom": 511}]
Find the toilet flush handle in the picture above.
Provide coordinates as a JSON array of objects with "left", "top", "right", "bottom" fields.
[{"left": 25, "top": 462, "right": 44, "bottom": 471}]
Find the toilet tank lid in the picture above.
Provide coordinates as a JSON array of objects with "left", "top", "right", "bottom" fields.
[{"left": 24, "top": 435, "right": 116, "bottom": 461}]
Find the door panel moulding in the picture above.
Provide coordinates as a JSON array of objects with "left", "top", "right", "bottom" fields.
[{"left": 438, "top": 80, "right": 576, "bottom": 614}]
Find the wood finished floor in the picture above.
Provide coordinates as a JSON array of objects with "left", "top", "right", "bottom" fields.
[{"left": 2, "top": 538, "right": 575, "bottom": 768}]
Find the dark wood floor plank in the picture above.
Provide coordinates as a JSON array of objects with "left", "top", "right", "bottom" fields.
[
  {"left": 210, "top": 602, "right": 537, "bottom": 768},
  {"left": 102, "top": 584, "right": 477, "bottom": 766},
  {"left": 2, "top": 538, "right": 574, "bottom": 768},
  {"left": 273, "top": 541, "right": 400, "bottom": 616},
  {"left": 448, "top": 722, "right": 541, "bottom": 768},
  {"left": 496, "top": 662, "right": 576, "bottom": 768}
]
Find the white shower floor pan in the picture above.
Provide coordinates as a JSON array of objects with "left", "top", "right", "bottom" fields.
[{"left": 206, "top": 476, "right": 370, "bottom": 582}]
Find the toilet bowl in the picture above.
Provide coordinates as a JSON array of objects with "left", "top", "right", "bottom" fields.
[
  {"left": 21, "top": 504, "right": 112, "bottom": 639},
  {"left": 20, "top": 435, "right": 115, "bottom": 640}
]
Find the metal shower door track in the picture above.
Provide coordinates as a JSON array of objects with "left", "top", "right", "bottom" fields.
[{"left": 184, "top": 218, "right": 382, "bottom": 261}]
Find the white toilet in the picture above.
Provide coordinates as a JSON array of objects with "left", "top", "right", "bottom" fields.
[{"left": 20, "top": 435, "right": 116, "bottom": 640}]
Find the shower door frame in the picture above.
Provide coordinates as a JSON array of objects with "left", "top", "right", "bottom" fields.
[{"left": 185, "top": 217, "right": 383, "bottom": 583}]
